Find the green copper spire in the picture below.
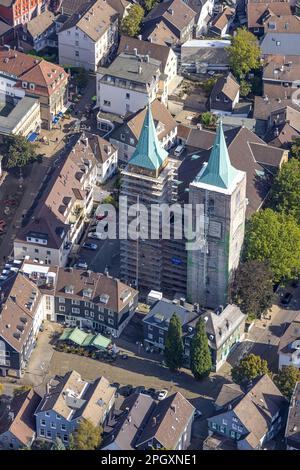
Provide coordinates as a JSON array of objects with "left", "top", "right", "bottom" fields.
[
  {"left": 197, "top": 120, "right": 240, "bottom": 189},
  {"left": 129, "top": 103, "right": 168, "bottom": 171}
]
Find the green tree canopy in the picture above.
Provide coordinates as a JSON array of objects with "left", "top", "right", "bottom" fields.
[
  {"left": 190, "top": 318, "right": 212, "bottom": 380},
  {"left": 69, "top": 419, "right": 102, "bottom": 450},
  {"left": 244, "top": 208, "right": 300, "bottom": 283},
  {"left": 201, "top": 111, "right": 217, "bottom": 128},
  {"left": 239, "top": 79, "right": 251, "bottom": 97},
  {"left": 231, "top": 354, "right": 270, "bottom": 385},
  {"left": 228, "top": 28, "right": 261, "bottom": 79},
  {"left": 230, "top": 260, "right": 274, "bottom": 320},
  {"left": 141, "top": 0, "right": 158, "bottom": 13},
  {"left": 4, "top": 135, "right": 38, "bottom": 169},
  {"left": 164, "top": 313, "right": 184, "bottom": 371},
  {"left": 291, "top": 137, "right": 300, "bottom": 160},
  {"left": 121, "top": 5, "right": 144, "bottom": 37},
  {"left": 269, "top": 159, "right": 300, "bottom": 225},
  {"left": 275, "top": 365, "right": 300, "bottom": 399}
]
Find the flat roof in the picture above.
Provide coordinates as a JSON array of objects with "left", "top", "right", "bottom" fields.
[
  {"left": 182, "top": 39, "right": 231, "bottom": 48},
  {"left": 0, "top": 96, "right": 39, "bottom": 134}
]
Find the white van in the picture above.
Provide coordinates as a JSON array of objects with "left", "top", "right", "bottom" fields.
[{"left": 174, "top": 145, "right": 184, "bottom": 156}]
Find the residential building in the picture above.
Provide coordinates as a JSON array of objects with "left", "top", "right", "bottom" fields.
[
  {"left": 263, "top": 105, "right": 300, "bottom": 148},
  {"left": 247, "top": 2, "right": 295, "bottom": 37},
  {"left": 141, "top": 0, "right": 196, "bottom": 46},
  {"left": 53, "top": 0, "right": 88, "bottom": 16},
  {"left": 120, "top": 104, "right": 180, "bottom": 295},
  {"left": 285, "top": 382, "right": 300, "bottom": 450},
  {"left": 109, "top": 99, "right": 177, "bottom": 164},
  {"left": 207, "top": 375, "right": 287, "bottom": 450},
  {"left": 186, "top": 122, "right": 247, "bottom": 308},
  {"left": 278, "top": 313, "right": 300, "bottom": 370},
  {"left": 0, "top": 20, "right": 15, "bottom": 46},
  {"left": 58, "top": 0, "right": 119, "bottom": 72},
  {"left": 135, "top": 392, "right": 195, "bottom": 450},
  {"left": 48, "top": 265, "right": 138, "bottom": 337},
  {"left": 97, "top": 53, "right": 167, "bottom": 117},
  {"left": 143, "top": 299, "right": 245, "bottom": 371},
  {"left": 0, "top": 272, "right": 45, "bottom": 377},
  {"left": 261, "top": 33, "right": 300, "bottom": 58},
  {"left": 85, "top": 132, "right": 118, "bottom": 183},
  {"left": 103, "top": 392, "right": 194, "bottom": 450},
  {"left": 209, "top": 73, "right": 240, "bottom": 115},
  {"left": 117, "top": 35, "right": 178, "bottom": 95},
  {"left": 209, "top": 6, "right": 235, "bottom": 37},
  {"left": 14, "top": 133, "right": 98, "bottom": 266},
  {"left": 181, "top": 39, "right": 231, "bottom": 74},
  {"left": 0, "top": 390, "right": 40, "bottom": 449},
  {"left": 35, "top": 370, "right": 116, "bottom": 445},
  {"left": 24, "top": 10, "right": 57, "bottom": 51},
  {"left": 178, "top": 125, "right": 288, "bottom": 216},
  {"left": 0, "top": 95, "right": 41, "bottom": 139},
  {"left": 0, "top": 0, "right": 44, "bottom": 27},
  {"left": 214, "top": 382, "right": 244, "bottom": 412},
  {"left": 262, "top": 55, "right": 300, "bottom": 103},
  {"left": 0, "top": 46, "right": 69, "bottom": 129},
  {"left": 185, "top": 0, "right": 214, "bottom": 36}
]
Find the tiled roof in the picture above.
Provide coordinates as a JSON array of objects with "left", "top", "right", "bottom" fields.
[
  {"left": 211, "top": 73, "right": 240, "bottom": 102},
  {"left": 59, "top": 0, "right": 118, "bottom": 41},
  {"left": 278, "top": 312, "right": 300, "bottom": 354},
  {"left": 118, "top": 35, "right": 172, "bottom": 71},
  {"left": 0, "top": 390, "right": 40, "bottom": 447},
  {"left": 143, "top": 0, "right": 196, "bottom": 33},
  {"left": 211, "top": 6, "right": 235, "bottom": 32},
  {"left": 26, "top": 10, "right": 56, "bottom": 38},
  {"left": 136, "top": 392, "right": 195, "bottom": 449},
  {"left": 247, "top": 2, "right": 291, "bottom": 29},
  {"left": 142, "top": 20, "right": 178, "bottom": 46}
]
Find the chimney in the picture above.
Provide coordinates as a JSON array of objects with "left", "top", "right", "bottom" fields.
[
  {"left": 274, "top": 127, "right": 279, "bottom": 137},
  {"left": 144, "top": 55, "right": 150, "bottom": 63},
  {"left": 171, "top": 404, "right": 176, "bottom": 413},
  {"left": 133, "top": 48, "right": 138, "bottom": 56},
  {"left": 152, "top": 416, "right": 157, "bottom": 426},
  {"left": 168, "top": 7, "right": 174, "bottom": 15},
  {"left": 138, "top": 65, "right": 142, "bottom": 74},
  {"left": 138, "top": 35, "right": 142, "bottom": 40}
]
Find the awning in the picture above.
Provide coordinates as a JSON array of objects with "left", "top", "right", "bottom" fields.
[{"left": 26, "top": 132, "right": 38, "bottom": 142}]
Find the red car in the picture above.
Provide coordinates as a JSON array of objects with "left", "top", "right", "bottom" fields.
[{"left": 95, "top": 213, "right": 107, "bottom": 221}]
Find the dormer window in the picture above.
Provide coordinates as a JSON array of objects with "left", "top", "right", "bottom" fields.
[
  {"left": 65, "top": 285, "right": 74, "bottom": 294},
  {"left": 22, "top": 81, "right": 28, "bottom": 88},
  {"left": 29, "top": 83, "right": 35, "bottom": 90}
]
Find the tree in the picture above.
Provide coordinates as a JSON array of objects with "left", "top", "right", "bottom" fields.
[
  {"left": 190, "top": 318, "right": 212, "bottom": 380},
  {"left": 291, "top": 137, "right": 300, "bottom": 160},
  {"left": 201, "top": 111, "right": 217, "bottom": 128},
  {"left": 121, "top": 4, "right": 144, "bottom": 37},
  {"left": 228, "top": 28, "right": 261, "bottom": 80},
  {"left": 231, "top": 354, "right": 269, "bottom": 385},
  {"left": 230, "top": 260, "right": 274, "bottom": 320},
  {"left": 69, "top": 419, "right": 102, "bottom": 450},
  {"left": 164, "top": 313, "right": 184, "bottom": 371},
  {"left": 244, "top": 208, "right": 300, "bottom": 283},
  {"left": 275, "top": 366, "right": 300, "bottom": 399},
  {"left": 269, "top": 159, "right": 300, "bottom": 225},
  {"left": 13, "top": 385, "right": 32, "bottom": 397},
  {"left": 141, "top": 0, "right": 158, "bottom": 13},
  {"left": 239, "top": 79, "right": 251, "bottom": 97},
  {"left": 4, "top": 135, "right": 38, "bottom": 169}
]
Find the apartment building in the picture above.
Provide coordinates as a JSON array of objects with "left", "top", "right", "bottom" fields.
[
  {"left": 0, "top": 95, "right": 41, "bottom": 139},
  {"left": 58, "top": 0, "right": 119, "bottom": 72},
  {"left": 97, "top": 53, "right": 167, "bottom": 116},
  {"left": 14, "top": 134, "right": 98, "bottom": 266},
  {"left": 0, "top": 46, "right": 68, "bottom": 129},
  {"left": 35, "top": 371, "right": 116, "bottom": 446},
  {"left": 0, "top": 0, "right": 45, "bottom": 27},
  {"left": 278, "top": 312, "right": 300, "bottom": 370},
  {"left": 117, "top": 35, "right": 178, "bottom": 95},
  {"left": 0, "top": 272, "right": 45, "bottom": 377}
]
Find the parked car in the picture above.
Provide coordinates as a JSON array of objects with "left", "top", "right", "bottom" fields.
[
  {"left": 281, "top": 292, "right": 293, "bottom": 306},
  {"left": 82, "top": 242, "right": 97, "bottom": 250},
  {"left": 144, "top": 388, "right": 156, "bottom": 397},
  {"left": 157, "top": 389, "right": 168, "bottom": 401},
  {"left": 135, "top": 386, "right": 146, "bottom": 394},
  {"left": 74, "top": 261, "right": 88, "bottom": 269},
  {"left": 88, "top": 232, "right": 105, "bottom": 240},
  {"left": 121, "top": 385, "right": 133, "bottom": 396},
  {"left": 174, "top": 144, "right": 184, "bottom": 157}
]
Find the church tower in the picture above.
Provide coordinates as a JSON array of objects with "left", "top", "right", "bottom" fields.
[{"left": 187, "top": 121, "right": 247, "bottom": 309}]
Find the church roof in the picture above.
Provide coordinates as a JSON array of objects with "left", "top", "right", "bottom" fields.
[
  {"left": 128, "top": 103, "right": 168, "bottom": 171},
  {"left": 196, "top": 121, "right": 240, "bottom": 189}
]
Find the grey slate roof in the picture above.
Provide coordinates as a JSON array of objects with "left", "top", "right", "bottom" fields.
[
  {"left": 285, "top": 382, "right": 300, "bottom": 449},
  {"left": 203, "top": 304, "right": 245, "bottom": 350},
  {"left": 98, "top": 53, "right": 161, "bottom": 84},
  {"left": 143, "top": 298, "right": 198, "bottom": 331},
  {"left": 0, "top": 96, "right": 39, "bottom": 135},
  {"left": 261, "top": 33, "right": 300, "bottom": 56}
]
